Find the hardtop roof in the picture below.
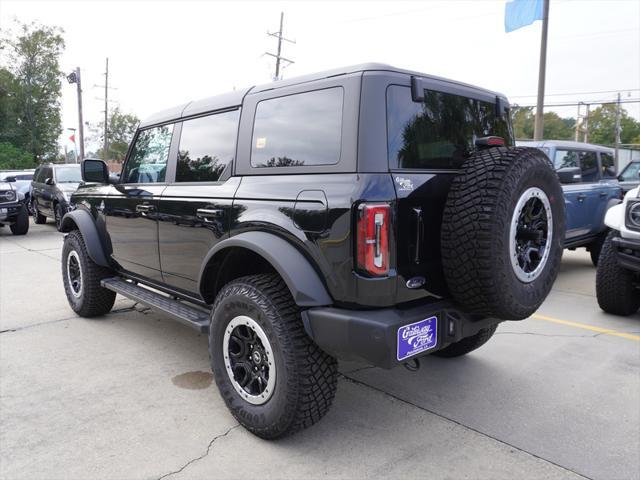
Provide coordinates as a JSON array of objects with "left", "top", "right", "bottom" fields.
[
  {"left": 518, "top": 139, "right": 614, "bottom": 153},
  {"left": 139, "top": 63, "right": 507, "bottom": 128}
]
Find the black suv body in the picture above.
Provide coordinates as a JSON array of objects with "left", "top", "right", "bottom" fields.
[
  {"left": 0, "top": 179, "right": 29, "bottom": 235},
  {"left": 31, "top": 163, "right": 82, "bottom": 230},
  {"left": 60, "top": 64, "right": 565, "bottom": 438}
]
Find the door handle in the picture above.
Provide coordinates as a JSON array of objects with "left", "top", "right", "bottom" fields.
[
  {"left": 197, "top": 208, "right": 224, "bottom": 220},
  {"left": 577, "top": 194, "right": 587, "bottom": 201},
  {"left": 136, "top": 204, "right": 155, "bottom": 213}
]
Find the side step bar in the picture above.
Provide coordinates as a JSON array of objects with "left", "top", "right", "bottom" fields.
[{"left": 101, "top": 277, "right": 211, "bottom": 333}]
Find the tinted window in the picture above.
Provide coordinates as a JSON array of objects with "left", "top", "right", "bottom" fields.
[
  {"left": 251, "top": 88, "right": 343, "bottom": 168},
  {"left": 579, "top": 151, "right": 598, "bottom": 182},
  {"left": 620, "top": 162, "right": 640, "bottom": 181},
  {"left": 41, "top": 167, "right": 53, "bottom": 182},
  {"left": 55, "top": 166, "right": 82, "bottom": 183},
  {"left": 553, "top": 150, "right": 578, "bottom": 169},
  {"left": 122, "top": 124, "right": 174, "bottom": 183},
  {"left": 33, "top": 168, "right": 43, "bottom": 183},
  {"left": 600, "top": 152, "right": 615, "bottom": 178},
  {"left": 176, "top": 110, "right": 239, "bottom": 182},
  {"left": 15, "top": 174, "right": 33, "bottom": 181},
  {"left": 387, "top": 85, "right": 513, "bottom": 170}
]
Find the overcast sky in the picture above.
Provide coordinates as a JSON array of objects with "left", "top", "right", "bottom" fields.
[{"left": 1, "top": 0, "right": 639, "bottom": 151}]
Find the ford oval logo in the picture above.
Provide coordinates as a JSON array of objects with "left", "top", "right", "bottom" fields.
[
  {"left": 406, "top": 276, "right": 426, "bottom": 289},
  {"left": 3, "top": 190, "right": 14, "bottom": 201}
]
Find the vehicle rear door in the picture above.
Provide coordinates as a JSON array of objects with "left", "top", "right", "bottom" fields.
[
  {"left": 576, "top": 149, "right": 604, "bottom": 236},
  {"left": 104, "top": 123, "right": 175, "bottom": 282},
  {"left": 158, "top": 109, "right": 241, "bottom": 293},
  {"left": 554, "top": 149, "right": 589, "bottom": 240}
]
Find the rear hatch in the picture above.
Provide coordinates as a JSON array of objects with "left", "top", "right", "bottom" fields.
[{"left": 386, "top": 81, "right": 513, "bottom": 302}]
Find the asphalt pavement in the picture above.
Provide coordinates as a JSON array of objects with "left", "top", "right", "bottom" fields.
[{"left": 1, "top": 221, "right": 638, "bottom": 480}]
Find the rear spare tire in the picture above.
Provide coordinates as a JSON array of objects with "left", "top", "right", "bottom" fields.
[{"left": 441, "top": 147, "right": 565, "bottom": 320}]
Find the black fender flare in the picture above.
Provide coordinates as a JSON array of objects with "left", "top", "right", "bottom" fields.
[
  {"left": 198, "top": 231, "right": 333, "bottom": 307},
  {"left": 60, "top": 209, "right": 111, "bottom": 267}
]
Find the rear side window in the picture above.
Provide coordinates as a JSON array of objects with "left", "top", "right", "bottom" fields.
[
  {"left": 251, "top": 88, "right": 343, "bottom": 168},
  {"left": 600, "top": 152, "right": 615, "bottom": 178},
  {"left": 578, "top": 151, "right": 598, "bottom": 182},
  {"left": 553, "top": 150, "right": 578, "bottom": 169},
  {"left": 387, "top": 85, "right": 513, "bottom": 170},
  {"left": 122, "top": 124, "right": 174, "bottom": 184},
  {"left": 176, "top": 110, "right": 239, "bottom": 182}
]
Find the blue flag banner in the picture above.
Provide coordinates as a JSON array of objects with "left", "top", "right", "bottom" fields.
[{"left": 505, "top": 0, "right": 544, "bottom": 32}]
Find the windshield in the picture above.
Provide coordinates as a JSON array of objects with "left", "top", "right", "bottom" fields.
[
  {"left": 55, "top": 166, "right": 82, "bottom": 183},
  {"left": 620, "top": 162, "right": 640, "bottom": 181},
  {"left": 387, "top": 85, "right": 514, "bottom": 169}
]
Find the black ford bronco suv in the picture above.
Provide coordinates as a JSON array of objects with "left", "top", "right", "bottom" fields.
[
  {"left": 0, "top": 177, "right": 29, "bottom": 235},
  {"left": 60, "top": 64, "right": 565, "bottom": 439}
]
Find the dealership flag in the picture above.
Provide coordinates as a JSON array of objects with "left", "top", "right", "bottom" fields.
[
  {"left": 505, "top": 0, "right": 544, "bottom": 32},
  {"left": 69, "top": 134, "right": 75, "bottom": 143}
]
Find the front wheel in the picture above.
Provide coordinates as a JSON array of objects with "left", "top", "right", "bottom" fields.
[
  {"left": 33, "top": 202, "right": 46, "bottom": 224},
  {"left": 209, "top": 274, "right": 338, "bottom": 439},
  {"left": 54, "top": 203, "right": 64, "bottom": 231},
  {"left": 589, "top": 232, "right": 607, "bottom": 267},
  {"left": 596, "top": 232, "right": 640, "bottom": 316},
  {"left": 9, "top": 205, "right": 29, "bottom": 235},
  {"left": 61, "top": 230, "right": 116, "bottom": 317}
]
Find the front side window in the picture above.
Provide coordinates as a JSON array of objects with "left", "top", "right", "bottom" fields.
[
  {"left": 600, "top": 152, "right": 616, "bottom": 178},
  {"left": 176, "top": 110, "right": 239, "bottom": 182},
  {"left": 620, "top": 162, "right": 640, "bottom": 181},
  {"left": 553, "top": 150, "right": 578, "bottom": 170},
  {"left": 251, "top": 88, "right": 343, "bottom": 168},
  {"left": 122, "top": 124, "right": 174, "bottom": 183},
  {"left": 55, "top": 166, "right": 82, "bottom": 183},
  {"left": 42, "top": 167, "right": 53, "bottom": 182},
  {"left": 387, "top": 85, "right": 513, "bottom": 170},
  {"left": 578, "top": 151, "right": 598, "bottom": 182}
]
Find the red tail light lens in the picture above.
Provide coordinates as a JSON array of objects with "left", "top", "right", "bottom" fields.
[{"left": 357, "top": 203, "right": 390, "bottom": 276}]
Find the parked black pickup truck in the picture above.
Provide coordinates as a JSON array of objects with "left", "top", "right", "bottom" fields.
[{"left": 60, "top": 63, "right": 565, "bottom": 439}]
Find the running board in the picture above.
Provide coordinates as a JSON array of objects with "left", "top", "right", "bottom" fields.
[{"left": 101, "top": 277, "right": 210, "bottom": 333}]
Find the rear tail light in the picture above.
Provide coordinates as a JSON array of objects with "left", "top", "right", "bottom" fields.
[{"left": 356, "top": 203, "right": 390, "bottom": 276}]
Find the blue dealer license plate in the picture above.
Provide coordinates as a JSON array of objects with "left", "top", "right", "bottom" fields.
[{"left": 397, "top": 316, "right": 438, "bottom": 361}]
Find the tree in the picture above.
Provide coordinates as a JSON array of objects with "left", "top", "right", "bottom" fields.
[
  {"left": 511, "top": 106, "right": 575, "bottom": 141},
  {"left": 0, "top": 21, "right": 65, "bottom": 160},
  {"left": 587, "top": 104, "right": 640, "bottom": 146},
  {"left": 0, "top": 142, "right": 36, "bottom": 169},
  {"left": 90, "top": 107, "right": 139, "bottom": 160}
]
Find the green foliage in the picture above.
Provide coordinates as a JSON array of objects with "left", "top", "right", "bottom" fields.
[
  {"left": 0, "top": 21, "right": 65, "bottom": 160},
  {"left": 512, "top": 107, "right": 575, "bottom": 141},
  {"left": 588, "top": 104, "right": 640, "bottom": 146},
  {"left": 90, "top": 107, "right": 140, "bottom": 160},
  {"left": 0, "top": 142, "right": 36, "bottom": 169}
]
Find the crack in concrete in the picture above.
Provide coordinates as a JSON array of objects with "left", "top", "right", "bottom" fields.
[
  {"left": 0, "top": 315, "right": 75, "bottom": 334},
  {"left": 339, "top": 374, "right": 594, "bottom": 480},
  {"left": 0, "top": 239, "right": 61, "bottom": 262},
  {"left": 155, "top": 424, "right": 240, "bottom": 480},
  {"left": 341, "top": 365, "right": 376, "bottom": 375}
]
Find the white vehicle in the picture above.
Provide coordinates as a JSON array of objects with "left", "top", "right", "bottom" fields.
[{"left": 596, "top": 187, "right": 640, "bottom": 316}]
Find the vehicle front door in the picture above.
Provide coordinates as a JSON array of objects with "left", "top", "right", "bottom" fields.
[
  {"left": 104, "top": 123, "right": 175, "bottom": 282},
  {"left": 39, "top": 166, "right": 55, "bottom": 216},
  {"left": 158, "top": 109, "right": 241, "bottom": 294}
]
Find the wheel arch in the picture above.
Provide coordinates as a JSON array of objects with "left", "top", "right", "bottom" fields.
[
  {"left": 198, "top": 232, "right": 333, "bottom": 307},
  {"left": 60, "top": 209, "right": 111, "bottom": 267}
]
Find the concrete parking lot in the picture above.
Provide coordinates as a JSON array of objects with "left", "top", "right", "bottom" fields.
[{"left": 1, "top": 221, "right": 638, "bottom": 480}]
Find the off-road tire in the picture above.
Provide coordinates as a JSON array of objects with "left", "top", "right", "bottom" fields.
[
  {"left": 9, "top": 205, "right": 29, "bottom": 235},
  {"left": 61, "top": 230, "right": 116, "bottom": 317},
  {"left": 54, "top": 203, "right": 64, "bottom": 232},
  {"left": 441, "top": 147, "right": 565, "bottom": 320},
  {"left": 433, "top": 324, "right": 498, "bottom": 358},
  {"left": 596, "top": 232, "right": 640, "bottom": 316},
  {"left": 588, "top": 232, "right": 607, "bottom": 267},
  {"left": 209, "top": 274, "right": 338, "bottom": 439},
  {"left": 33, "top": 203, "right": 46, "bottom": 224}
]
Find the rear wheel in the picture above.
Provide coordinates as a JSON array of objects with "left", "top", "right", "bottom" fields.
[
  {"left": 588, "top": 232, "right": 607, "bottom": 267},
  {"left": 61, "top": 230, "right": 116, "bottom": 317},
  {"left": 441, "top": 147, "right": 565, "bottom": 320},
  {"left": 596, "top": 232, "right": 640, "bottom": 316},
  {"left": 209, "top": 274, "right": 338, "bottom": 439},
  {"left": 433, "top": 324, "right": 498, "bottom": 358},
  {"left": 9, "top": 205, "right": 29, "bottom": 235}
]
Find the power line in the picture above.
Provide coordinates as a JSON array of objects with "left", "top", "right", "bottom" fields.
[
  {"left": 515, "top": 98, "right": 640, "bottom": 108},
  {"left": 511, "top": 88, "right": 640, "bottom": 98}
]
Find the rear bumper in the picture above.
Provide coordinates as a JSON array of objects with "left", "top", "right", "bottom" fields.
[
  {"left": 301, "top": 300, "right": 500, "bottom": 369},
  {"left": 612, "top": 236, "right": 640, "bottom": 273}
]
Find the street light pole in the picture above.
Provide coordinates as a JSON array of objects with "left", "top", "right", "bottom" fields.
[
  {"left": 66, "top": 67, "right": 85, "bottom": 161},
  {"left": 533, "top": 0, "right": 550, "bottom": 141}
]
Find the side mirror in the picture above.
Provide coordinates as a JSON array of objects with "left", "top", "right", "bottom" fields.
[
  {"left": 82, "top": 159, "right": 109, "bottom": 184},
  {"left": 45, "top": 177, "right": 55, "bottom": 186},
  {"left": 557, "top": 167, "right": 582, "bottom": 184},
  {"left": 5, "top": 176, "right": 16, "bottom": 182}
]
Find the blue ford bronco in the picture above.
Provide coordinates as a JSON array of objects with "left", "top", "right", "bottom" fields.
[
  {"left": 519, "top": 140, "right": 622, "bottom": 265},
  {"left": 60, "top": 64, "right": 565, "bottom": 438}
]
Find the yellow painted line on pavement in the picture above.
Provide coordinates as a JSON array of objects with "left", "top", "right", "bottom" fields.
[{"left": 532, "top": 313, "right": 640, "bottom": 342}]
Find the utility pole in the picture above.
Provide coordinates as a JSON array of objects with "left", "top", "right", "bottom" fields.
[
  {"left": 533, "top": 0, "right": 550, "bottom": 141},
  {"left": 265, "top": 12, "right": 295, "bottom": 81},
  {"left": 615, "top": 92, "right": 622, "bottom": 169},
  {"left": 584, "top": 103, "right": 590, "bottom": 143},
  {"left": 66, "top": 68, "right": 85, "bottom": 161},
  {"left": 95, "top": 58, "right": 115, "bottom": 160},
  {"left": 574, "top": 103, "right": 581, "bottom": 142}
]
